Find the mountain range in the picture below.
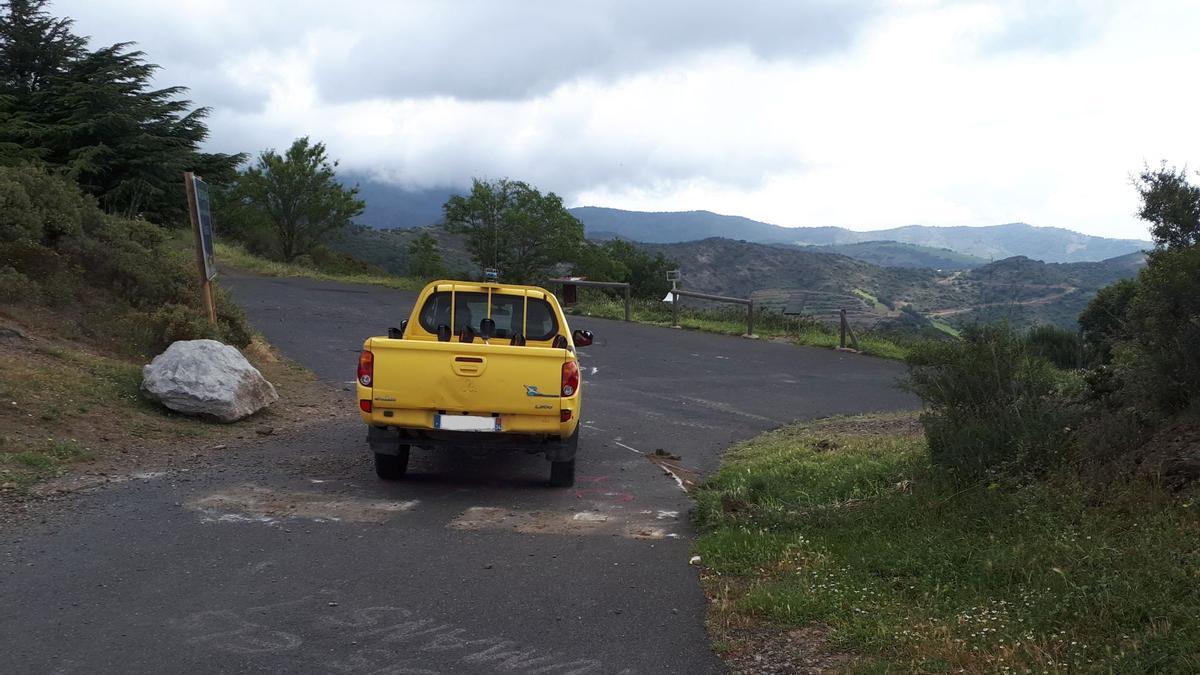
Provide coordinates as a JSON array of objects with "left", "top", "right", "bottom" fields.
[{"left": 344, "top": 177, "right": 1151, "bottom": 265}]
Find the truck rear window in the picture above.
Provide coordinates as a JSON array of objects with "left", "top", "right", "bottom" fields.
[{"left": 418, "top": 291, "right": 558, "bottom": 341}]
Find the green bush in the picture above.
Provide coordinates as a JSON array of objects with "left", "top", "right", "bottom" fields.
[
  {"left": 1079, "top": 278, "right": 1136, "bottom": 365},
  {"left": 1124, "top": 246, "right": 1200, "bottom": 412},
  {"left": 906, "top": 323, "right": 1078, "bottom": 477},
  {"left": 0, "top": 265, "right": 41, "bottom": 303},
  {"left": 0, "top": 166, "right": 99, "bottom": 245},
  {"left": 1025, "top": 324, "right": 1083, "bottom": 370},
  {"left": 0, "top": 167, "right": 253, "bottom": 354},
  {"left": 146, "top": 304, "right": 222, "bottom": 350}
]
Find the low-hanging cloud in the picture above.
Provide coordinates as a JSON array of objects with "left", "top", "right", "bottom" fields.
[{"left": 46, "top": 0, "right": 1200, "bottom": 238}]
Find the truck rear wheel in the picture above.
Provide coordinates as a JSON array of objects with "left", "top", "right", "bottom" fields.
[
  {"left": 549, "top": 459, "right": 575, "bottom": 487},
  {"left": 374, "top": 446, "right": 410, "bottom": 480}
]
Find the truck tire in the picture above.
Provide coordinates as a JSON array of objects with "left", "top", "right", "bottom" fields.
[
  {"left": 549, "top": 426, "right": 579, "bottom": 487},
  {"left": 549, "top": 459, "right": 575, "bottom": 487},
  {"left": 374, "top": 446, "right": 410, "bottom": 480}
]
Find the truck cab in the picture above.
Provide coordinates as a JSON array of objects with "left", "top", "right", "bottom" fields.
[{"left": 356, "top": 280, "right": 592, "bottom": 486}]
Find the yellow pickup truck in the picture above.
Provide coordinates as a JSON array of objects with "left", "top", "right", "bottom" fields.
[{"left": 356, "top": 280, "right": 592, "bottom": 487}]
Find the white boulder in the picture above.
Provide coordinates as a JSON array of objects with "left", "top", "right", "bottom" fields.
[{"left": 142, "top": 339, "right": 278, "bottom": 422}]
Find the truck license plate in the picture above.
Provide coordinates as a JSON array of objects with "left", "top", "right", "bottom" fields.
[{"left": 435, "top": 414, "right": 501, "bottom": 432}]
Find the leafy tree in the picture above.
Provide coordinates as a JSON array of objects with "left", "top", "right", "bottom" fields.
[
  {"left": 443, "top": 178, "right": 584, "bottom": 284},
  {"left": 1135, "top": 163, "right": 1200, "bottom": 250},
  {"left": 233, "top": 137, "right": 365, "bottom": 262},
  {"left": 1123, "top": 245, "right": 1200, "bottom": 411},
  {"left": 0, "top": 0, "right": 242, "bottom": 222},
  {"left": 407, "top": 231, "right": 445, "bottom": 279},
  {"left": 572, "top": 239, "right": 675, "bottom": 298}
]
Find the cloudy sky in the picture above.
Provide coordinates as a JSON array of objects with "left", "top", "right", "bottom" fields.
[{"left": 56, "top": 0, "right": 1200, "bottom": 239}]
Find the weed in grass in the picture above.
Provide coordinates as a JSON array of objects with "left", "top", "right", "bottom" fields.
[
  {"left": 47, "top": 439, "right": 90, "bottom": 462},
  {"left": 10, "top": 451, "right": 55, "bottom": 469}
]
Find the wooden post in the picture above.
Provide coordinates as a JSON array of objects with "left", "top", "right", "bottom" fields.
[
  {"left": 184, "top": 172, "right": 217, "bottom": 326},
  {"left": 839, "top": 308, "right": 847, "bottom": 349},
  {"left": 671, "top": 290, "right": 681, "bottom": 328},
  {"left": 623, "top": 284, "right": 631, "bottom": 322},
  {"left": 746, "top": 300, "right": 755, "bottom": 337}
]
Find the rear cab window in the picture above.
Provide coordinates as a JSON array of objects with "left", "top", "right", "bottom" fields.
[{"left": 417, "top": 289, "right": 559, "bottom": 342}]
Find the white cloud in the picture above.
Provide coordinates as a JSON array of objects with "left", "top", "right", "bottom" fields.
[{"left": 53, "top": 0, "right": 1200, "bottom": 239}]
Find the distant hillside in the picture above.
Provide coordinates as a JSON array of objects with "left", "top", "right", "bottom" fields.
[
  {"left": 569, "top": 206, "right": 1150, "bottom": 264},
  {"left": 327, "top": 225, "right": 474, "bottom": 277},
  {"left": 650, "top": 238, "right": 1146, "bottom": 330},
  {"left": 807, "top": 241, "right": 987, "bottom": 270},
  {"left": 342, "top": 174, "right": 459, "bottom": 229}
]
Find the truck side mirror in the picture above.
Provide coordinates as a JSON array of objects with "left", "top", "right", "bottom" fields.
[
  {"left": 388, "top": 320, "right": 408, "bottom": 339},
  {"left": 572, "top": 329, "right": 593, "bottom": 347}
]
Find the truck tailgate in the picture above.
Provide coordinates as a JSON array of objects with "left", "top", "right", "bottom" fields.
[{"left": 368, "top": 338, "right": 565, "bottom": 416}]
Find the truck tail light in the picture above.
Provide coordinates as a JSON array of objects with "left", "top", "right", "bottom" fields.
[
  {"left": 560, "top": 409, "right": 572, "bottom": 422},
  {"left": 357, "top": 350, "right": 374, "bottom": 386},
  {"left": 561, "top": 360, "right": 579, "bottom": 397},
  {"left": 360, "top": 399, "right": 372, "bottom": 413}
]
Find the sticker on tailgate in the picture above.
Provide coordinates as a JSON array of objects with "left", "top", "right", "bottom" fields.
[{"left": 524, "top": 385, "right": 556, "bottom": 398}]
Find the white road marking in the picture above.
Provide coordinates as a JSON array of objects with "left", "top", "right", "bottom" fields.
[
  {"left": 613, "top": 440, "right": 642, "bottom": 455},
  {"left": 659, "top": 465, "right": 688, "bottom": 493}
]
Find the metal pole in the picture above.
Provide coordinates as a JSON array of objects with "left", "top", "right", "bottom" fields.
[
  {"left": 746, "top": 300, "right": 754, "bottom": 337},
  {"left": 623, "top": 284, "right": 631, "bottom": 322},
  {"left": 672, "top": 290, "right": 680, "bottom": 328},
  {"left": 839, "top": 309, "right": 847, "bottom": 349}
]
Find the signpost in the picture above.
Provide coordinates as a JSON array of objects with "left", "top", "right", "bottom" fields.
[{"left": 183, "top": 172, "right": 217, "bottom": 325}]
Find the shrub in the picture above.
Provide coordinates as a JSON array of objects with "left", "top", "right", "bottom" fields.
[
  {"left": 1079, "top": 278, "right": 1136, "bottom": 365},
  {"left": 1025, "top": 324, "right": 1083, "bottom": 370},
  {"left": 0, "top": 167, "right": 254, "bottom": 355},
  {"left": 0, "top": 166, "right": 99, "bottom": 246},
  {"left": 1123, "top": 246, "right": 1200, "bottom": 412},
  {"left": 0, "top": 266, "right": 41, "bottom": 303},
  {"left": 145, "top": 304, "right": 222, "bottom": 351},
  {"left": 906, "top": 323, "right": 1078, "bottom": 477}
]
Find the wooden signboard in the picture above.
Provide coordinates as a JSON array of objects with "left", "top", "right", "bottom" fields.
[{"left": 183, "top": 171, "right": 217, "bottom": 324}]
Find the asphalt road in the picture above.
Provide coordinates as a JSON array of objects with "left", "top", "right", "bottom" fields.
[{"left": 1, "top": 272, "right": 917, "bottom": 674}]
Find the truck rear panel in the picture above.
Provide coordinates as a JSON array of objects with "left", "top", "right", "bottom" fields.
[{"left": 360, "top": 338, "right": 574, "bottom": 435}]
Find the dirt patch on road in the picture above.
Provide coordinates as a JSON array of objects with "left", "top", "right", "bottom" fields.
[
  {"left": 190, "top": 484, "right": 418, "bottom": 524},
  {"left": 449, "top": 505, "right": 681, "bottom": 540}
]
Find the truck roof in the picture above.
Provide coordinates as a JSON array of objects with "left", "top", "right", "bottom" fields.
[{"left": 428, "top": 280, "right": 551, "bottom": 299}]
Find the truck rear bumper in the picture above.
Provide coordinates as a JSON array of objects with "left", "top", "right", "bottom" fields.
[{"left": 367, "top": 425, "right": 578, "bottom": 462}]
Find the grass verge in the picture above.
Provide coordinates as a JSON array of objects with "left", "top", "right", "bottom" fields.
[
  {"left": 571, "top": 292, "right": 912, "bottom": 360},
  {"left": 214, "top": 241, "right": 425, "bottom": 290},
  {"left": 0, "top": 329, "right": 341, "bottom": 495},
  {"left": 694, "top": 413, "right": 1200, "bottom": 673}
]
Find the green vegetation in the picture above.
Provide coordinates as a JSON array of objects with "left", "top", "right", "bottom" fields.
[
  {"left": 906, "top": 324, "right": 1079, "bottom": 476},
  {"left": 697, "top": 166, "right": 1200, "bottom": 671},
  {"left": 407, "top": 232, "right": 446, "bottom": 279},
  {"left": 214, "top": 240, "right": 423, "bottom": 290},
  {"left": 0, "top": 0, "right": 242, "bottom": 222},
  {"left": 821, "top": 240, "right": 988, "bottom": 270},
  {"left": 0, "top": 167, "right": 251, "bottom": 357},
  {"left": 444, "top": 178, "right": 586, "bottom": 284},
  {"left": 695, "top": 415, "right": 1200, "bottom": 672},
  {"left": 221, "top": 136, "right": 365, "bottom": 262}
]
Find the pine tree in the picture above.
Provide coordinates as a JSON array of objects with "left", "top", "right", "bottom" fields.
[{"left": 0, "top": 0, "right": 243, "bottom": 223}]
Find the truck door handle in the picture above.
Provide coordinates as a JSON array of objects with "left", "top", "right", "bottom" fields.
[{"left": 452, "top": 355, "right": 486, "bottom": 377}]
